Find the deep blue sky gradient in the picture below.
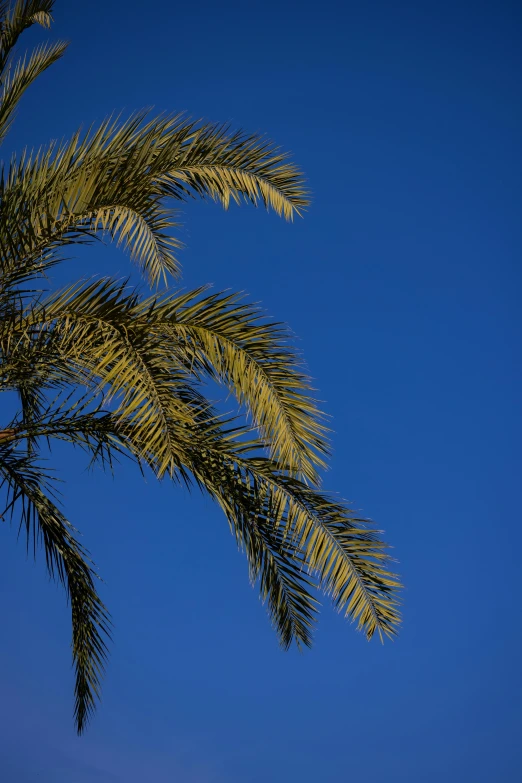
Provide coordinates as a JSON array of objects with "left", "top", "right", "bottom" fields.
[{"left": 0, "top": 1, "right": 521, "bottom": 781}]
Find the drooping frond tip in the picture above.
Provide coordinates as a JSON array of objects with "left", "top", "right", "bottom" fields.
[
  {"left": 158, "top": 121, "right": 311, "bottom": 220},
  {"left": 0, "top": 444, "right": 110, "bottom": 735}
]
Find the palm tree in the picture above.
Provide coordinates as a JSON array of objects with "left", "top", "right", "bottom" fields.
[{"left": 0, "top": 0, "right": 401, "bottom": 734}]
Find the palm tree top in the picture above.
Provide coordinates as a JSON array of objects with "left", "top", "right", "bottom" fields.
[{"left": 0, "top": 0, "right": 401, "bottom": 734}]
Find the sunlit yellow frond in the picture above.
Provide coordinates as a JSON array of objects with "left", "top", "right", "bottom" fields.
[
  {"left": 6, "top": 281, "right": 215, "bottom": 477},
  {"left": 0, "top": 40, "right": 67, "bottom": 145},
  {"left": 0, "top": 112, "right": 309, "bottom": 286},
  {"left": 170, "top": 163, "right": 306, "bottom": 220},
  {"left": 152, "top": 290, "right": 328, "bottom": 482},
  {"left": 190, "top": 449, "right": 401, "bottom": 642}
]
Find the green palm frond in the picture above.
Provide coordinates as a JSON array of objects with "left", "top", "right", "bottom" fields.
[
  {"left": 9, "top": 402, "right": 398, "bottom": 646},
  {"left": 216, "top": 481, "right": 320, "bottom": 651},
  {"left": 6, "top": 400, "right": 129, "bottom": 469},
  {"left": 0, "top": 111, "right": 309, "bottom": 285},
  {"left": 186, "top": 445, "right": 401, "bottom": 642},
  {"left": 252, "top": 522, "right": 319, "bottom": 650},
  {"left": 8, "top": 404, "right": 321, "bottom": 650},
  {"left": 0, "top": 442, "right": 110, "bottom": 734},
  {"left": 0, "top": 40, "right": 67, "bottom": 145}
]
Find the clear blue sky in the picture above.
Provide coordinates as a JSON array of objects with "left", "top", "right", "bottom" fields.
[{"left": 1, "top": 1, "right": 521, "bottom": 781}]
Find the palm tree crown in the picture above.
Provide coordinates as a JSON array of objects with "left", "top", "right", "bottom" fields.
[{"left": 0, "top": 0, "right": 401, "bottom": 734}]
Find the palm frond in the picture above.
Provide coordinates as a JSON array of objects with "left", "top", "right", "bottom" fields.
[
  {"left": 0, "top": 442, "right": 110, "bottom": 733},
  {"left": 188, "top": 445, "right": 401, "bottom": 642},
  {"left": 0, "top": 40, "right": 67, "bottom": 145},
  {"left": 1, "top": 276, "right": 401, "bottom": 644},
  {"left": 4, "top": 280, "right": 328, "bottom": 481},
  {"left": 0, "top": 112, "right": 309, "bottom": 284},
  {"left": 3, "top": 280, "right": 219, "bottom": 477},
  {"left": 157, "top": 124, "right": 309, "bottom": 219},
  {"left": 193, "top": 453, "right": 319, "bottom": 648},
  {"left": 0, "top": 1, "right": 55, "bottom": 73},
  {"left": 152, "top": 288, "right": 329, "bottom": 483},
  {"left": 254, "top": 522, "right": 318, "bottom": 649},
  {"left": 5, "top": 400, "right": 322, "bottom": 650},
  {"left": 5, "top": 394, "right": 128, "bottom": 467}
]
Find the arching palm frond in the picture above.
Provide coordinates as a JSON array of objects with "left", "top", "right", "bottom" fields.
[
  {"left": 1, "top": 280, "right": 208, "bottom": 478},
  {"left": 153, "top": 288, "right": 329, "bottom": 482},
  {"left": 0, "top": 1, "right": 54, "bottom": 73},
  {"left": 1, "top": 279, "right": 328, "bottom": 481},
  {"left": 185, "top": 444, "right": 400, "bottom": 643},
  {"left": 0, "top": 40, "right": 67, "bottom": 145},
  {"left": 0, "top": 111, "right": 309, "bottom": 286},
  {"left": 156, "top": 123, "right": 308, "bottom": 219}
]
